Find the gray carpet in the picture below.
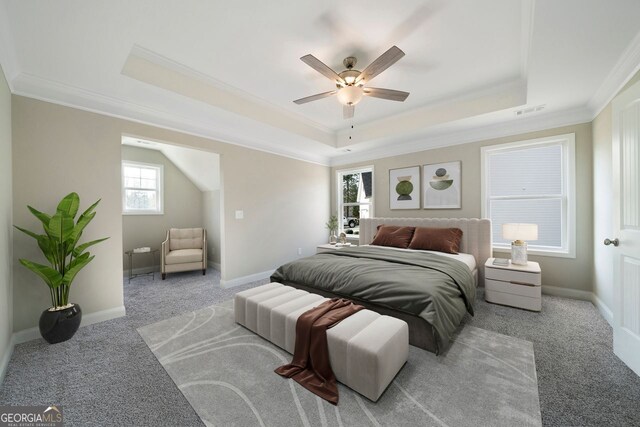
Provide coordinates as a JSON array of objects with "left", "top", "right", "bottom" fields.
[
  {"left": 0, "top": 269, "right": 269, "bottom": 426},
  {"left": 467, "top": 288, "right": 640, "bottom": 427},
  {"left": 0, "top": 269, "right": 639, "bottom": 426},
  {"left": 139, "top": 299, "right": 541, "bottom": 426}
]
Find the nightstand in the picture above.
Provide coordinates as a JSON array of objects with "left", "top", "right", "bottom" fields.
[
  {"left": 316, "top": 243, "right": 354, "bottom": 253},
  {"left": 484, "top": 258, "right": 541, "bottom": 311}
]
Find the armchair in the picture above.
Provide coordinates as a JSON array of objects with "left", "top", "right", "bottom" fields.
[{"left": 161, "top": 228, "right": 207, "bottom": 279}]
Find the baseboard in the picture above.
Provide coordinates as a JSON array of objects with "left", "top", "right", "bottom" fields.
[
  {"left": 591, "top": 293, "right": 614, "bottom": 327},
  {"left": 220, "top": 270, "right": 273, "bottom": 288},
  {"left": 542, "top": 285, "right": 614, "bottom": 327},
  {"left": 0, "top": 335, "right": 15, "bottom": 386},
  {"left": 12, "top": 305, "right": 127, "bottom": 345},
  {"left": 82, "top": 305, "right": 127, "bottom": 327},
  {"left": 125, "top": 263, "right": 221, "bottom": 276},
  {"left": 541, "top": 285, "right": 593, "bottom": 301}
]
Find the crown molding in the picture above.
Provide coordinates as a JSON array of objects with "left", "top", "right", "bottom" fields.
[
  {"left": 11, "top": 72, "right": 332, "bottom": 166},
  {"left": 11, "top": 70, "right": 594, "bottom": 170},
  {"left": 588, "top": 30, "right": 640, "bottom": 118},
  {"left": 129, "top": 45, "right": 334, "bottom": 136},
  {"left": 123, "top": 45, "right": 336, "bottom": 147},
  {"left": 329, "top": 105, "right": 592, "bottom": 166},
  {"left": 336, "top": 78, "right": 527, "bottom": 148},
  {"left": 0, "top": 2, "right": 19, "bottom": 89}
]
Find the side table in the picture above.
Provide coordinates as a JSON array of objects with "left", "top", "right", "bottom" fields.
[
  {"left": 125, "top": 249, "right": 159, "bottom": 283},
  {"left": 316, "top": 243, "right": 355, "bottom": 253},
  {"left": 484, "top": 258, "right": 542, "bottom": 311}
]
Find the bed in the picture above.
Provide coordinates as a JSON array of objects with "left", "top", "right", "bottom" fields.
[{"left": 270, "top": 217, "right": 492, "bottom": 354}]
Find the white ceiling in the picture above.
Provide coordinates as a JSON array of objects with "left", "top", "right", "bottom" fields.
[{"left": 2, "top": 0, "right": 640, "bottom": 165}]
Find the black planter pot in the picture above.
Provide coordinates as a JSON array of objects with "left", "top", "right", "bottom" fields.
[{"left": 39, "top": 303, "right": 82, "bottom": 344}]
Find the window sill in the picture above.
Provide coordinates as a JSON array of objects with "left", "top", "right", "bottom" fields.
[{"left": 493, "top": 246, "right": 576, "bottom": 259}]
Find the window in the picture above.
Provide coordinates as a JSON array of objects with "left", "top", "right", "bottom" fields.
[
  {"left": 122, "top": 161, "right": 163, "bottom": 214},
  {"left": 481, "top": 133, "right": 576, "bottom": 257},
  {"left": 336, "top": 167, "right": 374, "bottom": 237}
]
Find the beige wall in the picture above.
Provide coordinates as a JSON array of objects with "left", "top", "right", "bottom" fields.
[
  {"left": 332, "top": 123, "right": 594, "bottom": 293},
  {"left": 592, "top": 70, "right": 640, "bottom": 312},
  {"left": 0, "top": 66, "right": 13, "bottom": 379},
  {"left": 12, "top": 96, "right": 125, "bottom": 332},
  {"left": 118, "top": 118, "right": 331, "bottom": 284},
  {"left": 122, "top": 146, "right": 203, "bottom": 270},
  {"left": 203, "top": 190, "right": 221, "bottom": 266},
  {"left": 12, "top": 95, "right": 330, "bottom": 331}
]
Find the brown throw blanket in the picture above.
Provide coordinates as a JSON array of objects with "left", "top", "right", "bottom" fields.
[{"left": 274, "top": 298, "right": 365, "bottom": 405}]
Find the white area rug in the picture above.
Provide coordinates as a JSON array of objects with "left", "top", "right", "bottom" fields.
[{"left": 138, "top": 300, "right": 541, "bottom": 427}]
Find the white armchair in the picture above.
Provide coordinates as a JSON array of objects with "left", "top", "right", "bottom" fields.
[{"left": 161, "top": 228, "right": 207, "bottom": 280}]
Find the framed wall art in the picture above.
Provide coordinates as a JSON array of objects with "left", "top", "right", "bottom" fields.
[
  {"left": 423, "top": 161, "right": 461, "bottom": 209},
  {"left": 389, "top": 166, "right": 420, "bottom": 209}
]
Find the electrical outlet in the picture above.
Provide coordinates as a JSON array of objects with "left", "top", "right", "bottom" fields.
[
  {"left": 297, "top": 248, "right": 302, "bottom": 255},
  {"left": 235, "top": 210, "right": 244, "bottom": 219}
]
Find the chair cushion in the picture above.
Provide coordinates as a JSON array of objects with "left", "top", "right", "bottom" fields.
[
  {"left": 169, "top": 228, "right": 203, "bottom": 250},
  {"left": 165, "top": 248, "right": 203, "bottom": 265}
]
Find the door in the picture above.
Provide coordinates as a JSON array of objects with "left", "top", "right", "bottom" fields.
[{"left": 612, "top": 79, "right": 640, "bottom": 376}]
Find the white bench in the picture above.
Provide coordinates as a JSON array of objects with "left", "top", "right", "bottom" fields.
[{"left": 234, "top": 283, "right": 409, "bottom": 402}]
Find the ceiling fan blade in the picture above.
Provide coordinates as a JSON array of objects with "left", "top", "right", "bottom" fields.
[
  {"left": 293, "top": 90, "right": 337, "bottom": 105},
  {"left": 300, "top": 54, "right": 345, "bottom": 83},
  {"left": 343, "top": 105, "right": 354, "bottom": 119},
  {"left": 356, "top": 46, "right": 405, "bottom": 84},
  {"left": 364, "top": 87, "right": 410, "bottom": 102}
]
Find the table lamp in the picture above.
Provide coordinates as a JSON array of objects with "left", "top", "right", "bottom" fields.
[{"left": 502, "top": 223, "right": 538, "bottom": 265}]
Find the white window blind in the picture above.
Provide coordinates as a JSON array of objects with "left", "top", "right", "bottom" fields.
[
  {"left": 482, "top": 134, "right": 575, "bottom": 257},
  {"left": 122, "top": 161, "right": 164, "bottom": 214}
]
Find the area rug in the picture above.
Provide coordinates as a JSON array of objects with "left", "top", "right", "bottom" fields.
[{"left": 138, "top": 300, "right": 541, "bottom": 427}]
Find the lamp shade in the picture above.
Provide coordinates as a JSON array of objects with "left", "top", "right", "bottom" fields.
[
  {"left": 502, "top": 223, "right": 538, "bottom": 241},
  {"left": 337, "top": 86, "right": 364, "bottom": 106}
]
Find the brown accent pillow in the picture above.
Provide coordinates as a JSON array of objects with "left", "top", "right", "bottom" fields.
[
  {"left": 371, "top": 225, "right": 416, "bottom": 249},
  {"left": 408, "top": 227, "right": 463, "bottom": 254}
]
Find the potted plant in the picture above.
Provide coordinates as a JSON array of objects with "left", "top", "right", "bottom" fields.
[
  {"left": 325, "top": 215, "right": 339, "bottom": 244},
  {"left": 14, "top": 192, "right": 108, "bottom": 344}
]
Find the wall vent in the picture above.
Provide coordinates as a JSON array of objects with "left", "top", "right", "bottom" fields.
[{"left": 515, "top": 105, "right": 545, "bottom": 116}]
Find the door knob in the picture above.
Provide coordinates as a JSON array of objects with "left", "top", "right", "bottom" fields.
[{"left": 604, "top": 238, "right": 619, "bottom": 246}]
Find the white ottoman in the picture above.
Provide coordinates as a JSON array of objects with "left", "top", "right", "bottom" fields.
[{"left": 234, "top": 283, "right": 409, "bottom": 402}]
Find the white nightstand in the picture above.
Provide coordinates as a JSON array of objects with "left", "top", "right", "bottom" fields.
[
  {"left": 484, "top": 258, "right": 542, "bottom": 312},
  {"left": 316, "top": 243, "right": 354, "bottom": 253}
]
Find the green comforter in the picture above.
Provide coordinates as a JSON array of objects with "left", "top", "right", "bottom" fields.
[{"left": 270, "top": 246, "right": 475, "bottom": 352}]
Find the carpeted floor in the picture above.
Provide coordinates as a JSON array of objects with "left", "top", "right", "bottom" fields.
[
  {"left": 0, "top": 269, "right": 269, "bottom": 426},
  {"left": 1, "top": 269, "right": 639, "bottom": 426},
  {"left": 466, "top": 288, "right": 640, "bottom": 427}
]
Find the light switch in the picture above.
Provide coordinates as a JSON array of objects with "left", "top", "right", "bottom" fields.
[{"left": 235, "top": 210, "right": 244, "bottom": 220}]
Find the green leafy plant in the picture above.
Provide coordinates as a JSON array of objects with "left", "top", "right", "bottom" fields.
[
  {"left": 14, "top": 192, "right": 108, "bottom": 308},
  {"left": 325, "top": 215, "right": 339, "bottom": 233}
]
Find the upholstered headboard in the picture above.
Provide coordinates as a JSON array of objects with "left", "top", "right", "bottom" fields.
[{"left": 359, "top": 218, "right": 492, "bottom": 284}]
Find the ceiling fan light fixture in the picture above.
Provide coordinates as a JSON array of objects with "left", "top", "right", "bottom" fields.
[
  {"left": 344, "top": 76, "right": 356, "bottom": 85},
  {"left": 295, "top": 46, "right": 408, "bottom": 117},
  {"left": 337, "top": 85, "right": 364, "bottom": 106}
]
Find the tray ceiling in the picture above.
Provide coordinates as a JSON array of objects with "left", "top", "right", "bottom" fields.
[{"left": 2, "top": 0, "right": 640, "bottom": 165}]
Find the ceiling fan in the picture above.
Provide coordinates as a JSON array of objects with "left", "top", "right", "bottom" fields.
[{"left": 293, "top": 46, "right": 410, "bottom": 119}]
